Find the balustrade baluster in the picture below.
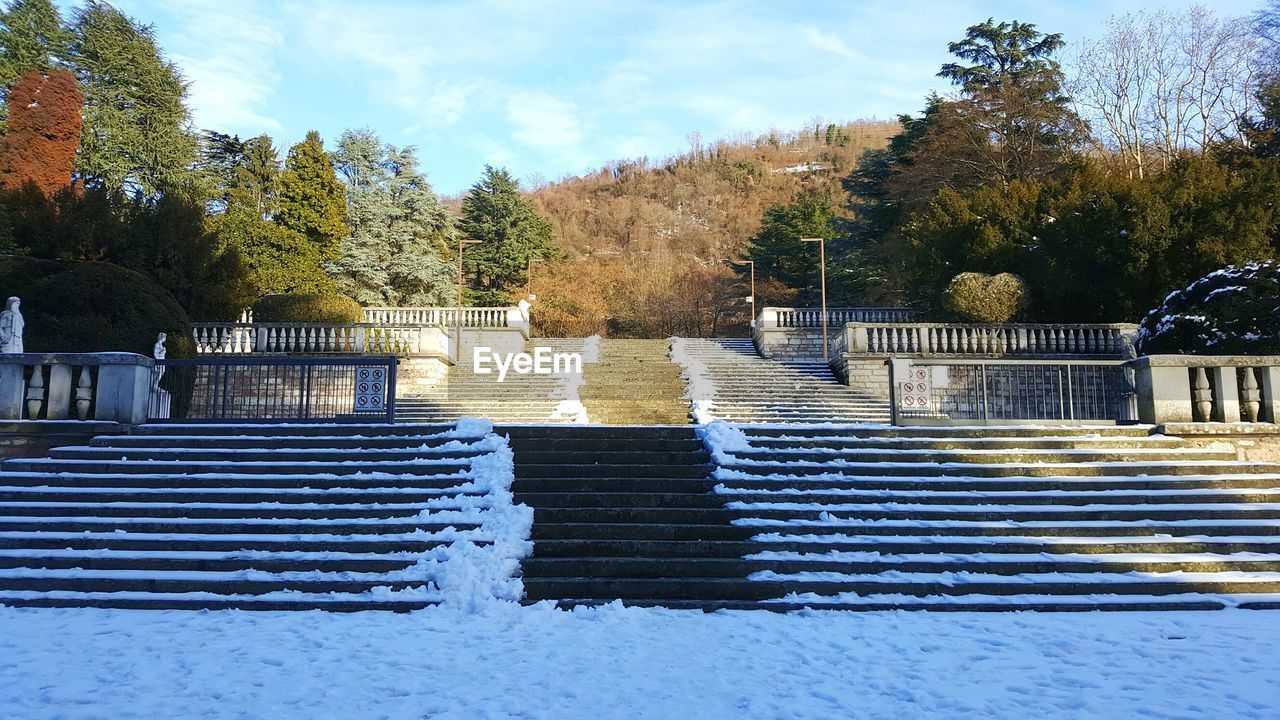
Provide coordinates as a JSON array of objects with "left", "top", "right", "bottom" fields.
[
  {"left": 25, "top": 365, "right": 45, "bottom": 419},
  {"left": 75, "top": 367, "right": 92, "bottom": 420}
]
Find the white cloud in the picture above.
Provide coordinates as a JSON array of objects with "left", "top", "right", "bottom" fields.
[
  {"left": 506, "top": 91, "right": 583, "bottom": 156},
  {"left": 162, "top": 0, "right": 285, "bottom": 133}
]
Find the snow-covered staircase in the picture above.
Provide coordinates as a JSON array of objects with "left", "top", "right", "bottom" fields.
[
  {"left": 397, "top": 338, "right": 589, "bottom": 423},
  {"left": 709, "top": 424, "right": 1280, "bottom": 610},
  {"left": 0, "top": 422, "right": 527, "bottom": 611},
  {"left": 672, "top": 338, "right": 890, "bottom": 424}
]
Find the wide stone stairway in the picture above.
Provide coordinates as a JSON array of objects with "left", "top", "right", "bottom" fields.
[
  {"left": 672, "top": 337, "right": 891, "bottom": 424},
  {"left": 397, "top": 338, "right": 588, "bottom": 423},
  {"left": 0, "top": 423, "right": 510, "bottom": 610},
  {"left": 579, "top": 339, "right": 690, "bottom": 425},
  {"left": 513, "top": 423, "right": 1280, "bottom": 610}
]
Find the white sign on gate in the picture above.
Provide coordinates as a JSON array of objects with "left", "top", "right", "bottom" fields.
[
  {"left": 354, "top": 366, "right": 387, "bottom": 412},
  {"left": 896, "top": 364, "right": 932, "bottom": 412}
]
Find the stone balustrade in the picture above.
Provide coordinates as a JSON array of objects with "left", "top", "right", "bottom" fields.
[
  {"left": 756, "top": 306, "right": 918, "bottom": 329},
  {"left": 191, "top": 323, "right": 451, "bottom": 357},
  {"left": 841, "top": 322, "right": 1138, "bottom": 357},
  {"left": 0, "top": 353, "right": 154, "bottom": 424},
  {"left": 362, "top": 306, "right": 527, "bottom": 332},
  {"left": 1131, "top": 355, "right": 1280, "bottom": 425}
]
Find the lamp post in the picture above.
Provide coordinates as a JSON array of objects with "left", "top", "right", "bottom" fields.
[
  {"left": 800, "top": 237, "right": 828, "bottom": 362},
  {"left": 526, "top": 257, "right": 544, "bottom": 297},
  {"left": 730, "top": 259, "right": 756, "bottom": 332},
  {"left": 456, "top": 238, "right": 481, "bottom": 362}
]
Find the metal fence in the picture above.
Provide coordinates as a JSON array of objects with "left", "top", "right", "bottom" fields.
[
  {"left": 891, "top": 360, "right": 1134, "bottom": 424},
  {"left": 148, "top": 357, "right": 397, "bottom": 423}
]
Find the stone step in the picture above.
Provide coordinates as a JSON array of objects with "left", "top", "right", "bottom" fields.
[
  {"left": 0, "top": 488, "right": 471, "bottom": 505},
  {"left": 0, "top": 534, "right": 458, "bottom": 554},
  {"left": 741, "top": 426, "right": 1156, "bottom": 438},
  {"left": 514, "top": 450, "right": 708, "bottom": 465},
  {"left": 714, "top": 489, "right": 1280, "bottom": 506},
  {"left": 0, "top": 553, "right": 418, "bottom": 573},
  {"left": 500, "top": 426, "right": 696, "bottom": 440},
  {"left": 520, "top": 555, "right": 1280, "bottom": 578},
  {"left": 47, "top": 447, "right": 481, "bottom": 463},
  {"left": 0, "top": 473, "right": 469, "bottom": 489},
  {"left": 730, "top": 521, "right": 1280, "bottom": 537},
  {"left": 530, "top": 522, "right": 759, "bottom": 541},
  {"left": 2, "top": 458, "right": 473, "bottom": 476},
  {"left": 528, "top": 537, "right": 1280, "bottom": 558},
  {"left": 729, "top": 506, "right": 1280, "bottom": 522},
  {"left": 711, "top": 475, "right": 1280, "bottom": 492},
  {"left": 0, "top": 518, "right": 471, "bottom": 534},
  {"left": 720, "top": 461, "right": 1274, "bottom": 478},
  {"left": 132, "top": 424, "right": 451, "bottom": 437},
  {"left": 721, "top": 449, "right": 1238, "bottom": 464},
  {"left": 0, "top": 572, "right": 426, "bottom": 596},
  {"left": 516, "top": 463, "right": 710, "bottom": 479},
  {"left": 0, "top": 502, "right": 464, "bottom": 520},
  {"left": 515, "top": 492, "right": 728, "bottom": 508},
  {"left": 745, "top": 437, "right": 1189, "bottom": 451},
  {"left": 89, "top": 435, "right": 475, "bottom": 450}
]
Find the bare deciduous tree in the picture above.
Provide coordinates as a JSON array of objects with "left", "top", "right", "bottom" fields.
[{"left": 1071, "top": 6, "right": 1262, "bottom": 178}]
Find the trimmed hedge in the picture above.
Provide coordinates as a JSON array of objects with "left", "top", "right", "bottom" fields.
[
  {"left": 1137, "top": 260, "right": 1280, "bottom": 355},
  {"left": 252, "top": 293, "right": 364, "bottom": 324},
  {"left": 0, "top": 255, "right": 194, "bottom": 357},
  {"left": 943, "top": 272, "right": 1028, "bottom": 323}
]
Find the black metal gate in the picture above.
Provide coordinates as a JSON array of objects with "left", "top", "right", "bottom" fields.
[{"left": 148, "top": 356, "right": 397, "bottom": 423}]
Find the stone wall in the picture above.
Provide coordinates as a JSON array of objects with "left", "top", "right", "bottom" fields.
[
  {"left": 842, "top": 358, "right": 890, "bottom": 400},
  {"left": 753, "top": 327, "right": 827, "bottom": 360},
  {"left": 0, "top": 420, "right": 123, "bottom": 459}
]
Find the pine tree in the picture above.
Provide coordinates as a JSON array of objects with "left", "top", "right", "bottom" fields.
[
  {"left": 327, "top": 129, "right": 456, "bottom": 306},
  {"left": 0, "top": 0, "right": 71, "bottom": 129},
  {"left": 277, "top": 130, "right": 348, "bottom": 260},
  {"left": 460, "top": 165, "right": 558, "bottom": 303},
  {"left": 0, "top": 67, "right": 81, "bottom": 195},
  {"left": 742, "top": 191, "right": 834, "bottom": 305},
  {"left": 69, "top": 1, "right": 196, "bottom": 194}
]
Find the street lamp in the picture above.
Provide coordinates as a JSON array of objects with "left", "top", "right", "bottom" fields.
[
  {"left": 800, "top": 237, "right": 828, "bottom": 362},
  {"left": 456, "top": 238, "right": 481, "bottom": 362},
  {"left": 729, "top": 259, "right": 756, "bottom": 333}
]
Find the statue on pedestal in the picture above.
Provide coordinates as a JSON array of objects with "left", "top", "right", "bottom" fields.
[
  {"left": 152, "top": 332, "right": 167, "bottom": 389},
  {"left": 518, "top": 294, "right": 536, "bottom": 323},
  {"left": 0, "top": 297, "right": 23, "bottom": 353}
]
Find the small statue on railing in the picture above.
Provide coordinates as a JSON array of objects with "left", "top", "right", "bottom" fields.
[
  {"left": 518, "top": 294, "right": 536, "bottom": 323},
  {"left": 0, "top": 296, "right": 23, "bottom": 353},
  {"left": 151, "top": 332, "right": 167, "bottom": 389}
]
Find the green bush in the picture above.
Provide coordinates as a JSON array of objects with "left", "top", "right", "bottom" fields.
[
  {"left": 943, "top": 272, "right": 1028, "bottom": 323},
  {"left": 0, "top": 255, "right": 194, "bottom": 357},
  {"left": 252, "top": 293, "right": 364, "bottom": 324},
  {"left": 1137, "top": 261, "right": 1280, "bottom": 355}
]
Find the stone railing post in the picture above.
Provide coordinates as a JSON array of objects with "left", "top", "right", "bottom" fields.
[
  {"left": 1260, "top": 366, "right": 1280, "bottom": 423},
  {"left": 1131, "top": 357, "right": 1193, "bottom": 424},
  {"left": 758, "top": 308, "right": 780, "bottom": 329}
]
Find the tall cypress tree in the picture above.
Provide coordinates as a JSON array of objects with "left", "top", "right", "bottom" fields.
[
  {"left": 69, "top": 0, "right": 196, "bottom": 194},
  {"left": 277, "top": 130, "right": 348, "bottom": 261},
  {"left": 461, "top": 165, "right": 558, "bottom": 302}
]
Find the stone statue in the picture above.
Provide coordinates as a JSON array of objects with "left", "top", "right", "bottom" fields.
[
  {"left": 518, "top": 294, "right": 536, "bottom": 323},
  {"left": 0, "top": 296, "right": 23, "bottom": 353},
  {"left": 151, "top": 332, "right": 167, "bottom": 389}
]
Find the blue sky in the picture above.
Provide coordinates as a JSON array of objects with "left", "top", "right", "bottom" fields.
[{"left": 100, "top": 0, "right": 1265, "bottom": 195}]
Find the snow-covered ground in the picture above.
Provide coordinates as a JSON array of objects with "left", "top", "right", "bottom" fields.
[{"left": 1, "top": 604, "right": 1275, "bottom": 719}]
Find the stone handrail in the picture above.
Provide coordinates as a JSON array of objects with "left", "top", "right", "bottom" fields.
[
  {"left": 757, "top": 306, "right": 918, "bottom": 329},
  {"left": 192, "top": 323, "right": 450, "bottom": 357},
  {"left": 1130, "top": 355, "right": 1280, "bottom": 425},
  {"left": 362, "top": 306, "right": 523, "bottom": 329},
  {"left": 0, "top": 352, "right": 154, "bottom": 424},
  {"left": 843, "top": 323, "right": 1139, "bottom": 357}
]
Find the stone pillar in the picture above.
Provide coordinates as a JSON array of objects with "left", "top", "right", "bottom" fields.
[
  {"left": 1133, "top": 360, "right": 1193, "bottom": 424},
  {"left": 0, "top": 362, "right": 23, "bottom": 420},
  {"left": 1261, "top": 366, "right": 1280, "bottom": 424},
  {"left": 45, "top": 364, "right": 72, "bottom": 420},
  {"left": 1210, "top": 366, "right": 1241, "bottom": 423},
  {"left": 95, "top": 361, "right": 152, "bottom": 424}
]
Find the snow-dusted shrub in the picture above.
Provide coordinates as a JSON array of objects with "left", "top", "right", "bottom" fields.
[
  {"left": 943, "top": 272, "right": 1027, "bottom": 323},
  {"left": 1137, "top": 260, "right": 1280, "bottom": 355}
]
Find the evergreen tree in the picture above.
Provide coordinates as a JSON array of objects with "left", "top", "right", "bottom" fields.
[
  {"left": 277, "top": 130, "right": 348, "bottom": 260},
  {"left": 213, "top": 205, "right": 331, "bottom": 298},
  {"left": 327, "top": 129, "right": 456, "bottom": 306},
  {"left": 0, "top": 0, "right": 70, "bottom": 129},
  {"left": 69, "top": 1, "right": 196, "bottom": 195},
  {"left": 460, "top": 165, "right": 558, "bottom": 303},
  {"left": 742, "top": 191, "right": 834, "bottom": 305}
]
